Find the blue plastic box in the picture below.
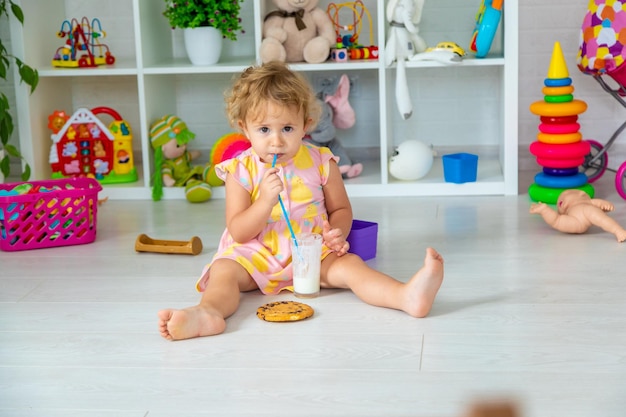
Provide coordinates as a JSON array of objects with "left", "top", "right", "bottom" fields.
[
  {"left": 442, "top": 153, "right": 479, "bottom": 184},
  {"left": 347, "top": 219, "right": 378, "bottom": 261}
]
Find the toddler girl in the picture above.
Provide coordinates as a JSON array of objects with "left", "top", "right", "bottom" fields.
[{"left": 158, "top": 62, "right": 444, "bottom": 340}]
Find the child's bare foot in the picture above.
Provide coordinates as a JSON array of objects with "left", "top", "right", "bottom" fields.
[
  {"left": 616, "top": 230, "right": 626, "bottom": 242},
  {"left": 403, "top": 247, "right": 444, "bottom": 318},
  {"left": 158, "top": 306, "right": 226, "bottom": 341}
]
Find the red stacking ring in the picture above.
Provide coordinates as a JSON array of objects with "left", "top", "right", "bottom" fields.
[
  {"left": 529, "top": 140, "right": 590, "bottom": 159},
  {"left": 536, "top": 156, "right": 585, "bottom": 168},
  {"left": 538, "top": 122, "right": 580, "bottom": 134},
  {"left": 540, "top": 115, "right": 578, "bottom": 124}
]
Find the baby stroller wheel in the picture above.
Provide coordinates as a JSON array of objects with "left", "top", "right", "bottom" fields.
[
  {"left": 615, "top": 161, "right": 626, "bottom": 200},
  {"left": 580, "top": 139, "right": 608, "bottom": 183}
]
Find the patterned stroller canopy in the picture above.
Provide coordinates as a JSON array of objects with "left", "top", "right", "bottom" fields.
[{"left": 577, "top": 0, "right": 626, "bottom": 77}]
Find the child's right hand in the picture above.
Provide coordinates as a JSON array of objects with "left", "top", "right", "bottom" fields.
[
  {"left": 259, "top": 167, "right": 283, "bottom": 207},
  {"left": 322, "top": 220, "right": 350, "bottom": 256}
]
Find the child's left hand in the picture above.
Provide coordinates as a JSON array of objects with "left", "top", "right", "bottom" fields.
[{"left": 322, "top": 220, "right": 350, "bottom": 256}]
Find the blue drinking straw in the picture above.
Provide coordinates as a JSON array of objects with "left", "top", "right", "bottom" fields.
[{"left": 272, "top": 154, "right": 302, "bottom": 259}]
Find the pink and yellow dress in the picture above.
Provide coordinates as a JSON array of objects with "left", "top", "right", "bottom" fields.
[{"left": 196, "top": 143, "right": 338, "bottom": 295}]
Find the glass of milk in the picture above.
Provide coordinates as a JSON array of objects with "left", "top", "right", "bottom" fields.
[{"left": 291, "top": 233, "right": 322, "bottom": 298}]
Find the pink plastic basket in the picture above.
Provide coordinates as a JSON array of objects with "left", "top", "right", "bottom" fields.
[{"left": 0, "top": 178, "right": 102, "bottom": 251}]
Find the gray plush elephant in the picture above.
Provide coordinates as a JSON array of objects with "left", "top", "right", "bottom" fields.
[{"left": 304, "top": 74, "right": 363, "bottom": 178}]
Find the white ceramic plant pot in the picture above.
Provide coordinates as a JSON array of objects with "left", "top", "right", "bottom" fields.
[{"left": 183, "top": 26, "right": 222, "bottom": 66}]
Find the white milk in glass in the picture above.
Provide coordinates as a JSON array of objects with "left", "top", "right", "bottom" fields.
[{"left": 291, "top": 233, "right": 322, "bottom": 298}]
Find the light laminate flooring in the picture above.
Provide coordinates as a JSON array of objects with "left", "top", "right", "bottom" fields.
[{"left": 1, "top": 172, "right": 625, "bottom": 417}]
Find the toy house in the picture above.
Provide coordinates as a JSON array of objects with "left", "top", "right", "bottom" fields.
[{"left": 48, "top": 106, "right": 137, "bottom": 184}]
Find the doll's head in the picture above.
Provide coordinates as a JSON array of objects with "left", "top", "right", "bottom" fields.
[
  {"left": 557, "top": 189, "right": 592, "bottom": 214},
  {"left": 150, "top": 115, "right": 195, "bottom": 151},
  {"left": 161, "top": 138, "right": 187, "bottom": 160}
]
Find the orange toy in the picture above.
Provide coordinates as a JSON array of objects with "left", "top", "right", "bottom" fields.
[
  {"left": 135, "top": 234, "right": 203, "bottom": 255},
  {"left": 207, "top": 133, "right": 250, "bottom": 186}
]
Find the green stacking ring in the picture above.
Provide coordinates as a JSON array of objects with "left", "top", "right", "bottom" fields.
[
  {"left": 544, "top": 94, "right": 574, "bottom": 103},
  {"left": 528, "top": 182, "right": 594, "bottom": 204}
]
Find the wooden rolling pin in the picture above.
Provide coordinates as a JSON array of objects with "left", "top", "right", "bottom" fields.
[{"left": 135, "top": 234, "right": 203, "bottom": 255}]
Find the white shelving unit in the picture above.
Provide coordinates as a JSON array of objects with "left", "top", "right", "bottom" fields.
[{"left": 9, "top": 0, "right": 518, "bottom": 199}]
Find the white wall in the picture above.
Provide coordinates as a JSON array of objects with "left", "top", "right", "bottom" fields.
[{"left": 2, "top": 1, "right": 623, "bottom": 177}]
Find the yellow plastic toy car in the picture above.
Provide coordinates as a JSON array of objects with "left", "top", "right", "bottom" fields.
[{"left": 426, "top": 42, "right": 466, "bottom": 57}]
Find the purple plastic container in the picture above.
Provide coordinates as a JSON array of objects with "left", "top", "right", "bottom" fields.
[{"left": 347, "top": 219, "right": 378, "bottom": 261}]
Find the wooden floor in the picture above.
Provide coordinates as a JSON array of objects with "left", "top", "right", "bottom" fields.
[{"left": 1, "top": 171, "right": 626, "bottom": 417}]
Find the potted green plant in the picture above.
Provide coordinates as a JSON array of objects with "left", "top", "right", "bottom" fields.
[
  {"left": 163, "top": 0, "right": 244, "bottom": 39},
  {"left": 163, "top": 0, "right": 245, "bottom": 65},
  {"left": 0, "top": 0, "right": 38, "bottom": 181}
]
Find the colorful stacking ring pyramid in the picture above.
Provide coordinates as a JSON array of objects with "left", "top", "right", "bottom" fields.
[{"left": 528, "top": 41, "right": 594, "bottom": 204}]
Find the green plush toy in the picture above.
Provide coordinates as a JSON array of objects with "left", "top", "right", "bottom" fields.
[{"left": 150, "top": 115, "right": 212, "bottom": 203}]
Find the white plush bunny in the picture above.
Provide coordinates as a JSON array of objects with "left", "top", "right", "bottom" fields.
[{"left": 384, "top": 0, "right": 427, "bottom": 119}]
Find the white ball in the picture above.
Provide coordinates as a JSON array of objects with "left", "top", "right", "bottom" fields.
[{"left": 389, "top": 140, "right": 434, "bottom": 180}]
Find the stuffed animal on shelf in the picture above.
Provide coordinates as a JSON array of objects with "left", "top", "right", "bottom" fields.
[
  {"left": 530, "top": 189, "right": 626, "bottom": 242},
  {"left": 260, "top": 0, "right": 335, "bottom": 64},
  {"left": 384, "top": 0, "right": 427, "bottom": 119},
  {"left": 304, "top": 74, "right": 363, "bottom": 178},
  {"left": 150, "top": 115, "right": 212, "bottom": 203}
]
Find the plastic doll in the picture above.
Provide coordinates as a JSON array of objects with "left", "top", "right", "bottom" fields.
[
  {"left": 530, "top": 189, "right": 626, "bottom": 242},
  {"left": 157, "top": 62, "right": 444, "bottom": 340}
]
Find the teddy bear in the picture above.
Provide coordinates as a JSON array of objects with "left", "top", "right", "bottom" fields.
[
  {"left": 149, "top": 115, "right": 212, "bottom": 203},
  {"left": 304, "top": 74, "right": 363, "bottom": 178},
  {"left": 260, "top": 0, "right": 335, "bottom": 64}
]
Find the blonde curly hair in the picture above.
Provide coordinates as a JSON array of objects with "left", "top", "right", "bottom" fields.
[{"left": 225, "top": 61, "right": 321, "bottom": 133}]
